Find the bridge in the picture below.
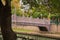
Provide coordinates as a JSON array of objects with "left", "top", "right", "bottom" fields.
[{"left": 12, "top": 16, "right": 50, "bottom": 31}]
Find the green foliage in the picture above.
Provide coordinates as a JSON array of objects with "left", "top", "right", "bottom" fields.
[
  {"left": 11, "top": 9, "right": 15, "bottom": 14},
  {"left": 50, "top": 13, "right": 59, "bottom": 19},
  {"left": 32, "top": 12, "right": 41, "bottom": 18},
  {"left": 11, "top": 0, "right": 60, "bottom": 19},
  {"left": 49, "top": 0, "right": 60, "bottom": 13},
  {"left": 22, "top": 0, "right": 40, "bottom": 8}
]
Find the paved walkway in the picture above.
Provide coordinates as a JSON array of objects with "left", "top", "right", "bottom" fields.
[
  {"left": 16, "top": 30, "right": 60, "bottom": 39},
  {"left": 12, "top": 25, "right": 60, "bottom": 39}
]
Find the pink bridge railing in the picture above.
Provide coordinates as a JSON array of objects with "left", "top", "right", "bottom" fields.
[{"left": 12, "top": 15, "right": 50, "bottom": 31}]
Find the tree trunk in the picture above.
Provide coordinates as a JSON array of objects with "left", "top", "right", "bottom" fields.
[{"left": 0, "top": 0, "right": 17, "bottom": 40}]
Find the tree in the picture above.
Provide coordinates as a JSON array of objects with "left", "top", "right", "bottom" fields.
[
  {"left": 0, "top": 0, "right": 17, "bottom": 40},
  {"left": 11, "top": 0, "right": 60, "bottom": 18},
  {"left": 22, "top": 0, "right": 60, "bottom": 17}
]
